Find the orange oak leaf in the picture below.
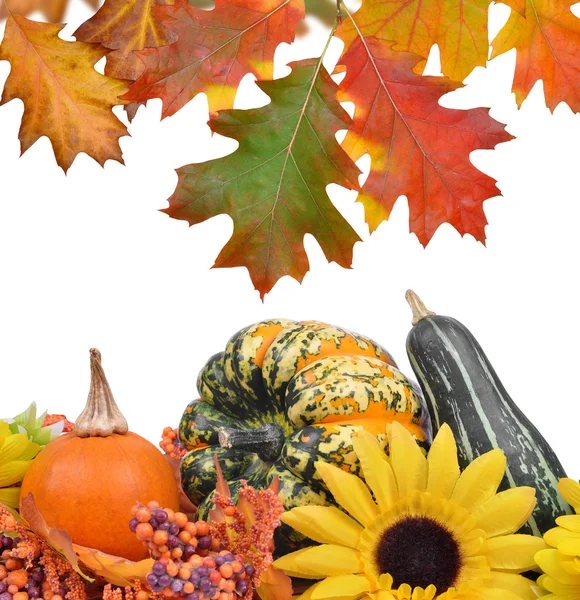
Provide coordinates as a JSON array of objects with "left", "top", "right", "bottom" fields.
[
  {"left": 0, "top": 0, "right": 99, "bottom": 23},
  {"left": 74, "top": 0, "right": 175, "bottom": 84},
  {"left": 337, "top": 0, "right": 490, "bottom": 82},
  {"left": 0, "top": 14, "right": 129, "bottom": 172},
  {"left": 336, "top": 31, "right": 512, "bottom": 245},
  {"left": 164, "top": 58, "right": 360, "bottom": 298},
  {"left": 491, "top": 0, "right": 580, "bottom": 112},
  {"left": 122, "top": 0, "right": 305, "bottom": 119}
]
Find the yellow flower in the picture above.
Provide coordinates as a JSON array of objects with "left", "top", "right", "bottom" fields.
[
  {"left": 535, "top": 478, "right": 580, "bottom": 598},
  {"left": 274, "top": 422, "right": 546, "bottom": 600},
  {"left": 0, "top": 419, "right": 41, "bottom": 508}
]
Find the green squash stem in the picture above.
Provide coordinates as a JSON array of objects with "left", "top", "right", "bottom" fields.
[{"left": 218, "top": 423, "right": 286, "bottom": 463}]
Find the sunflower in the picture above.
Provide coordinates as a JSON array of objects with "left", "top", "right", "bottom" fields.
[
  {"left": 535, "top": 478, "right": 580, "bottom": 598},
  {"left": 0, "top": 402, "right": 65, "bottom": 509},
  {"left": 274, "top": 422, "right": 546, "bottom": 600}
]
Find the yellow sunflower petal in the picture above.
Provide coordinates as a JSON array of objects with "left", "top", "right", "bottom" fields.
[
  {"left": 538, "top": 573, "right": 580, "bottom": 596},
  {"left": 0, "top": 486, "right": 21, "bottom": 508},
  {"left": 315, "top": 461, "right": 379, "bottom": 527},
  {"left": 294, "top": 582, "right": 322, "bottom": 600},
  {"left": 0, "top": 421, "right": 11, "bottom": 446},
  {"left": 483, "top": 534, "right": 547, "bottom": 572},
  {"left": 486, "top": 572, "right": 536, "bottom": 599},
  {"left": 556, "top": 515, "right": 580, "bottom": 533},
  {"left": 352, "top": 429, "right": 398, "bottom": 512},
  {"left": 558, "top": 479, "right": 580, "bottom": 512},
  {"left": 311, "top": 574, "right": 372, "bottom": 600},
  {"left": 18, "top": 442, "right": 41, "bottom": 461},
  {"left": 535, "top": 549, "right": 580, "bottom": 586},
  {"left": 426, "top": 424, "right": 459, "bottom": 499},
  {"left": 472, "top": 487, "right": 537, "bottom": 538},
  {"left": 389, "top": 422, "right": 427, "bottom": 497},
  {"left": 284, "top": 544, "right": 363, "bottom": 578},
  {"left": 450, "top": 449, "right": 506, "bottom": 512},
  {"left": 0, "top": 460, "right": 30, "bottom": 487},
  {"left": 0, "top": 433, "right": 29, "bottom": 464},
  {"left": 273, "top": 548, "right": 327, "bottom": 579},
  {"left": 281, "top": 506, "right": 363, "bottom": 548},
  {"left": 544, "top": 526, "right": 580, "bottom": 554},
  {"left": 468, "top": 590, "right": 526, "bottom": 600}
]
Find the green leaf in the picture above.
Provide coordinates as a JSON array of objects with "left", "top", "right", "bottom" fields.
[{"left": 165, "top": 57, "right": 361, "bottom": 298}]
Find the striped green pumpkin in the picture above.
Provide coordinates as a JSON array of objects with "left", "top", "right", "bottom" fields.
[{"left": 179, "top": 319, "right": 432, "bottom": 550}]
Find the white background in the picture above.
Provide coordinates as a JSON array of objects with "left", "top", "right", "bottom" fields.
[{"left": 0, "top": 1, "right": 578, "bottom": 476}]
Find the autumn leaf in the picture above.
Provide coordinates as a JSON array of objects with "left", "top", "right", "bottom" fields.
[
  {"left": 123, "top": 0, "right": 305, "bottom": 119},
  {"left": 72, "top": 545, "right": 154, "bottom": 587},
  {"left": 74, "top": 0, "right": 174, "bottom": 86},
  {"left": 164, "top": 57, "right": 361, "bottom": 298},
  {"left": 336, "top": 22, "right": 512, "bottom": 244},
  {"left": 0, "top": 0, "right": 99, "bottom": 24},
  {"left": 491, "top": 0, "right": 580, "bottom": 112},
  {"left": 337, "top": 0, "right": 490, "bottom": 82},
  {"left": 19, "top": 494, "right": 93, "bottom": 581},
  {"left": 0, "top": 13, "right": 129, "bottom": 172}
]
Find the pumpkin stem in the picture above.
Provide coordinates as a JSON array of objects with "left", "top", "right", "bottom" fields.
[
  {"left": 406, "top": 290, "right": 436, "bottom": 326},
  {"left": 218, "top": 423, "right": 285, "bottom": 463},
  {"left": 75, "top": 349, "right": 129, "bottom": 438}
]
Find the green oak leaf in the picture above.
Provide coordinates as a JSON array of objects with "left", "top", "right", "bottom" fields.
[{"left": 164, "top": 57, "right": 361, "bottom": 298}]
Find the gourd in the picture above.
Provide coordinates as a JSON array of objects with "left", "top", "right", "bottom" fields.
[
  {"left": 179, "top": 319, "right": 432, "bottom": 548},
  {"left": 20, "top": 349, "right": 180, "bottom": 561},
  {"left": 405, "top": 290, "right": 571, "bottom": 535}
]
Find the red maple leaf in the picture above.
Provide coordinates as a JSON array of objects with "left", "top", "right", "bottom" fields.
[
  {"left": 336, "top": 34, "right": 513, "bottom": 245},
  {"left": 123, "top": 0, "right": 305, "bottom": 119}
]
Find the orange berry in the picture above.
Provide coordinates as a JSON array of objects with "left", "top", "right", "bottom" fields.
[
  {"left": 166, "top": 563, "right": 179, "bottom": 577},
  {"left": 136, "top": 522, "right": 154, "bottom": 542},
  {"left": 163, "top": 427, "right": 173, "bottom": 436},
  {"left": 4, "top": 515, "right": 16, "bottom": 528},
  {"left": 183, "top": 583, "right": 194, "bottom": 595},
  {"left": 178, "top": 567, "right": 191, "bottom": 581},
  {"left": 158, "top": 545, "right": 169, "bottom": 554},
  {"left": 171, "top": 548, "right": 183, "bottom": 559},
  {"left": 161, "top": 550, "right": 172, "bottom": 560},
  {"left": 174, "top": 512, "right": 188, "bottom": 529},
  {"left": 184, "top": 522, "right": 197, "bottom": 536},
  {"left": 159, "top": 557, "right": 170, "bottom": 566},
  {"left": 209, "top": 571, "right": 221, "bottom": 585},
  {"left": 8, "top": 585, "right": 19, "bottom": 595},
  {"left": 136, "top": 591, "right": 149, "bottom": 600},
  {"left": 147, "top": 500, "right": 160, "bottom": 509},
  {"left": 7, "top": 569, "right": 28, "bottom": 589},
  {"left": 178, "top": 531, "right": 191, "bottom": 544},
  {"left": 188, "top": 555, "right": 203, "bottom": 567},
  {"left": 203, "top": 557, "right": 215, "bottom": 569},
  {"left": 153, "top": 530, "right": 169, "bottom": 546},
  {"left": 136, "top": 508, "right": 151, "bottom": 523},
  {"left": 222, "top": 580, "right": 235, "bottom": 594},
  {"left": 165, "top": 444, "right": 175, "bottom": 454},
  {"left": 210, "top": 538, "right": 221, "bottom": 551},
  {"left": 195, "top": 521, "right": 209, "bottom": 536},
  {"left": 5, "top": 559, "right": 22, "bottom": 571},
  {"left": 161, "top": 588, "right": 173, "bottom": 598},
  {"left": 51, "top": 595, "right": 62, "bottom": 600},
  {"left": 230, "top": 561, "right": 243, "bottom": 574},
  {"left": 219, "top": 593, "right": 230, "bottom": 600},
  {"left": 165, "top": 509, "right": 175, "bottom": 523},
  {"left": 218, "top": 564, "right": 233, "bottom": 579},
  {"left": 14, "top": 592, "right": 29, "bottom": 600},
  {"left": 0, "top": 565, "right": 7, "bottom": 580},
  {"left": 223, "top": 506, "right": 236, "bottom": 517},
  {"left": 42, "top": 592, "right": 53, "bottom": 600},
  {"left": 41, "top": 582, "right": 52, "bottom": 592}
]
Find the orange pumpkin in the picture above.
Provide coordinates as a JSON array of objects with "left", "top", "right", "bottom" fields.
[{"left": 21, "top": 349, "right": 179, "bottom": 561}]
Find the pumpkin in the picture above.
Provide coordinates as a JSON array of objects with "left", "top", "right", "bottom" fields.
[
  {"left": 179, "top": 320, "right": 432, "bottom": 549},
  {"left": 20, "top": 349, "right": 180, "bottom": 561}
]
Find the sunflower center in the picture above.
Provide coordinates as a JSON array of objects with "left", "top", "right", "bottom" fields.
[{"left": 375, "top": 516, "right": 461, "bottom": 592}]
